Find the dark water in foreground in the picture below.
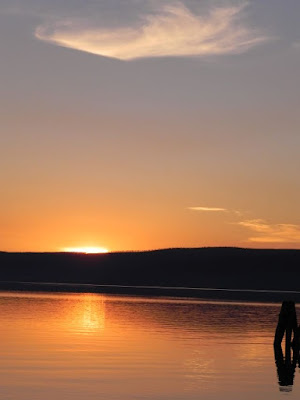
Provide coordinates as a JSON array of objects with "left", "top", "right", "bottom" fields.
[{"left": 0, "top": 291, "right": 298, "bottom": 399}]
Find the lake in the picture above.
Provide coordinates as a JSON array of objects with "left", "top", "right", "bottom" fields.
[{"left": 0, "top": 291, "right": 298, "bottom": 399}]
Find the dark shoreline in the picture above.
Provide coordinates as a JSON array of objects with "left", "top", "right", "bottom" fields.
[
  {"left": 1, "top": 247, "right": 300, "bottom": 303},
  {"left": 1, "top": 281, "right": 300, "bottom": 303}
]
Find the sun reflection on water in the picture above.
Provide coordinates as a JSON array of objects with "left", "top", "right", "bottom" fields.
[{"left": 68, "top": 294, "right": 106, "bottom": 333}]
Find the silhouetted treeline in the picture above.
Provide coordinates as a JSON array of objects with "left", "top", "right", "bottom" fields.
[{"left": 0, "top": 248, "right": 300, "bottom": 296}]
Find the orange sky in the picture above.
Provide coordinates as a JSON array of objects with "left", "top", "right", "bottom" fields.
[{"left": 1, "top": 1, "right": 300, "bottom": 252}]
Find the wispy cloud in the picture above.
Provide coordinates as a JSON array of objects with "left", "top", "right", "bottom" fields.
[
  {"left": 188, "top": 206, "right": 227, "bottom": 212},
  {"left": 35, "top": 2, "right": 269, "bottom": 60},
  {"left": 238, "top": 219, "right": 300, "bottom": 243},
  {"left": 292, "top": 41, "right": 300, "bottom": 50}
]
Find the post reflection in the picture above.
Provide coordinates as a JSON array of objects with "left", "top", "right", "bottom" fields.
[{"left": 274, "top": 344, "right": 298, "bottom": 392}]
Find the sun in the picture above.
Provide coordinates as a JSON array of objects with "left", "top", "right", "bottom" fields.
[{"left": 63, "top": 247, "right": 109, "bottom": 254}]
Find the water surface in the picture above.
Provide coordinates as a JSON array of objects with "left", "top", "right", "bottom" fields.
[{"left": 0, "top": 291, "right": 297, "bottom": 399}]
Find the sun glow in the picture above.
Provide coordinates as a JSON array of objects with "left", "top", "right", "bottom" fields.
[{"left": 63, "top": 247, "right": 109, "bottom": 254}]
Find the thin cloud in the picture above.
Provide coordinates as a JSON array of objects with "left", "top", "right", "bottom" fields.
[
  {"left": 188, "top": 207, "right": 227, "bottom": 212},
  {"left": 238, "top": 219, "right": 300, "bottom": 243},
  {"left": 292, "top": 41, "right": 300, "bottom": 50},
  {"left": 35, "top": 2, "right": 269, "bottom": 60}
]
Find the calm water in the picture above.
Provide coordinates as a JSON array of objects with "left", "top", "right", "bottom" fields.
[{"left": 0, "top": 291, "right": 298, "bottom": 400}]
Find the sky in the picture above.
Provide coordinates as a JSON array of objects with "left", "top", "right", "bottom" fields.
[{"left": 0, "top": 0, "right": 300, "bottom": 252}]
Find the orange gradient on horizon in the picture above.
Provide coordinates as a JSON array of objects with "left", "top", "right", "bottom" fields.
[{"left": 63, "top": 247, "right": 109, "bottom": 254}]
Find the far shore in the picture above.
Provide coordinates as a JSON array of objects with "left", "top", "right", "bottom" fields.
[{"left": 1, "top": 247, "right": 300, "bottom": 303}]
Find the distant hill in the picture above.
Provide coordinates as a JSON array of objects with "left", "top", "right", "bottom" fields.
[{"left": 0, "top": 248, "right": 300, "bottom": 295}]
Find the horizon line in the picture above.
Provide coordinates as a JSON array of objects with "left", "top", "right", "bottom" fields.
[{"left": 1, "top": 246, "right": 300, "bottom": 255}]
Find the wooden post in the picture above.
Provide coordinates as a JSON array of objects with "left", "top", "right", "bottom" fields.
[
  {"left": 274, "top": 301, "right": 298, "bottom": 349},
  {"left": 274, "top": 301, "right": 299, "bottom": 390}
]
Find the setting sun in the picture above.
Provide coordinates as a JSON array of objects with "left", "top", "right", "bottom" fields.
[{"left": 63, "top": 247, "right": 109, "bottom": 254}]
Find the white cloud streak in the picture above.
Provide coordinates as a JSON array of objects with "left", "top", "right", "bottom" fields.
[
  {"left": 35, "top": 2, "right": 268, "bottom": 60},
  {"left": 292, "top": 41, "right": 300, "bottom": 50},
  {"left": 238, "top": 219, "right": 300, "bottom": 243},
  {"left": 188, "top": 207, "right": 227, "bottom": 212}
]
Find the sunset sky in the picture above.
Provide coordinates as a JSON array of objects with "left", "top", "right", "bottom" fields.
[{"left": 1, "top": 0, "right": 300, "bottom": 252}]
